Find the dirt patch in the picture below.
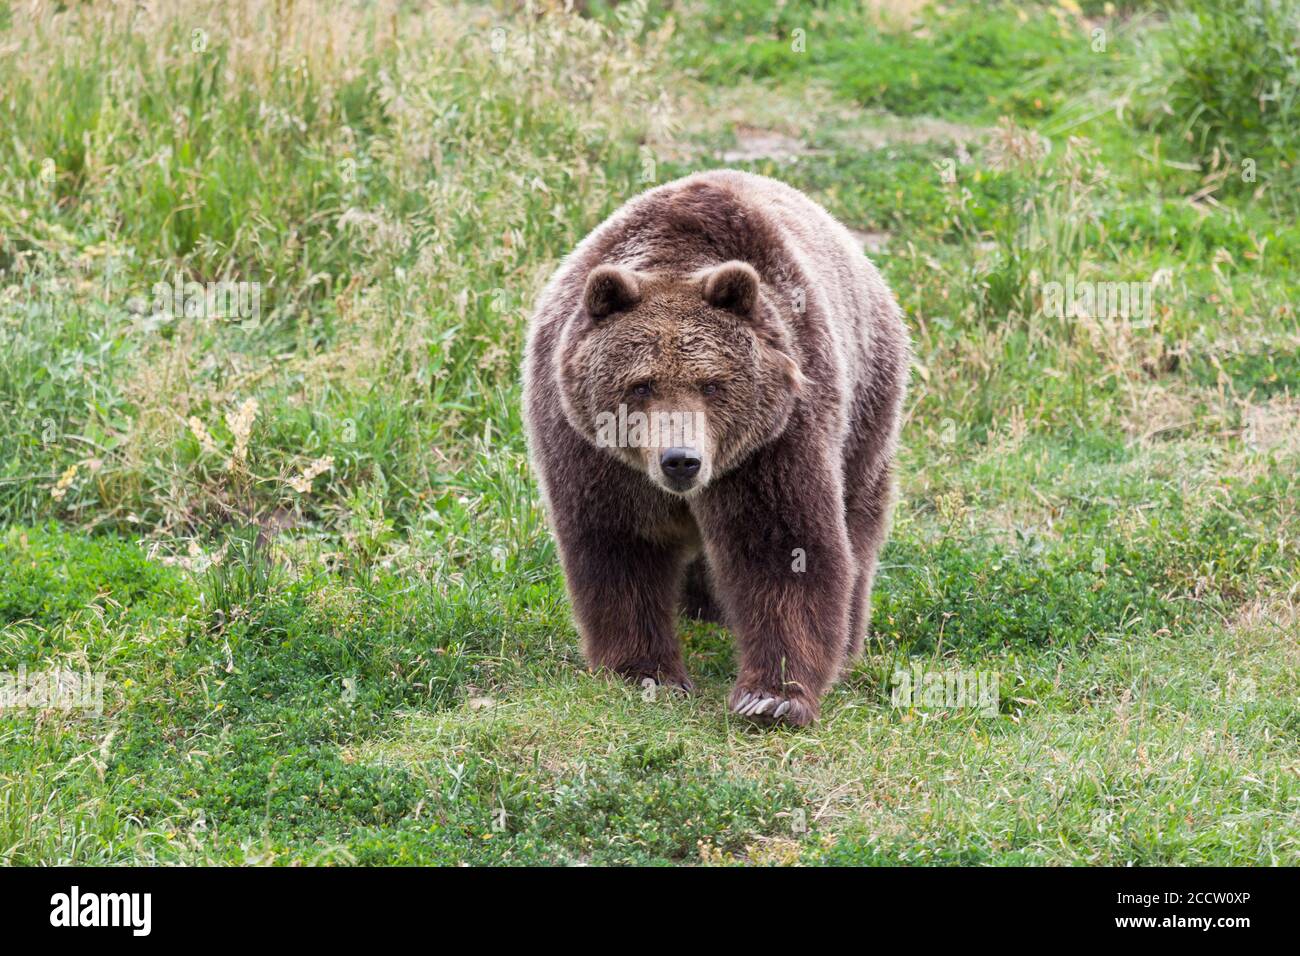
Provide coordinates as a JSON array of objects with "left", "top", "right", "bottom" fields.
[
  {"left": 847, "top": 227, "right": 892, "bottom": 254},
  {"left": 658, "top": 80, "right": 993, "bottom": 167},
  {"left": 837, "top": 114, "right": 990, "bottom": 150},
  {"left": 713, "top": 114, "right": 989, "bottom": 163},
  {"left": 720, "top": 125, "right": 827, "bottom": 163}
]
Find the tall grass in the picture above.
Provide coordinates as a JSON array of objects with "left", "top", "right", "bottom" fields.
[
  {"left": 1144, "top": 0, "right": 1300, "bottom": 194},
  {"left": 0, "top": 0, "right": 671, "bottom": 557}
]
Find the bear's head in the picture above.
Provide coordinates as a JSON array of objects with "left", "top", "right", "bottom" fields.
[{"left": 557, "top": 260, "right": 804, "bottom": 496}]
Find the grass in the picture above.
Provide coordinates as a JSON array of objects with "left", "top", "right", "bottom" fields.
[{"left": 0, "top": 0, "right": 1296, "bottom": 865}]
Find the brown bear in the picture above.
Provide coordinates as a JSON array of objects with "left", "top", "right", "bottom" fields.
[{"left": 523, "top": 169, "right": 909, "bottom": 727}]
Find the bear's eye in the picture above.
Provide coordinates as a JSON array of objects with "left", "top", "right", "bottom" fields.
[
  {"left": 700, "top": 382, "right": 719, "bottom": 397},
  {"left": 630, "top": 381, "right": 653, "bottom": 399}
]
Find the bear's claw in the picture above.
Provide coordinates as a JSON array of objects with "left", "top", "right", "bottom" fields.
[{"left": 730, "top": 688, "right": 813, "bottom": 727}]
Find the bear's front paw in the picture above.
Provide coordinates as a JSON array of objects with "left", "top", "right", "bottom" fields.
[{"left": 729, "top": 684, "right": 817, "bottom": 728}]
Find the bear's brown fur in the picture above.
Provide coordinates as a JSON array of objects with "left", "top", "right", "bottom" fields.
[{"left": 524, "top": 170, "right": 909, "bottom": 726}]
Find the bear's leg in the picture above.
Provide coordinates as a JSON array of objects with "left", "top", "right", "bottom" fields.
[
  {"left": 680, "top": 558, "right": 725, "bottom": 624},
  {"left": 844, "top": 463, "right": 894, "bottom": 664},
  {"left": 558, "top": 529, "right": 693, "bottom": 692},
  {"left": 695, "top": 439, "right": 853, "bottom": 727}
]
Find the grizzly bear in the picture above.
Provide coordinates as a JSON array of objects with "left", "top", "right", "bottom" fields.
[{"left": 523, "top": 169, "right": 909, "bottom": 727}]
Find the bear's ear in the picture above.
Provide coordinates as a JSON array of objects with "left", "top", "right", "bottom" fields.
[
  {"left": 776, "top": 349, "right": 807, "bottom": 393},
  {"left": 702, "top": 260, "right": 760, "bottom": 320},
  {"left": 583, "top": 265, "right": 641, "bottom": 320}
]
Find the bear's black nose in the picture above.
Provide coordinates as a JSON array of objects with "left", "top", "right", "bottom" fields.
[{"left": 660, "top": 447, "right": 702, "bottom": 483}]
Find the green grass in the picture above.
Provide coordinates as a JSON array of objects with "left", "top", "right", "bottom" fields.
[
  {"left": 676, "top": 1, "right": 1098, "bottom": 119},
  {"left": 0, "top": 0, "right": 1296, "bottom": 865}
]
